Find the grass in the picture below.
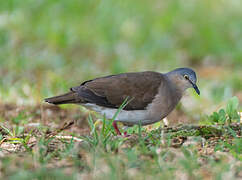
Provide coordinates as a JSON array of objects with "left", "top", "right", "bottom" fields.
[
  {"left": 0, "top": 0, "right": 241, "bottom": 179},
  {"left": 0, "top": 97, "right": 241, "bottom": 179}
]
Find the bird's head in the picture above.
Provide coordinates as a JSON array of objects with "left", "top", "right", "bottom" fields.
[{"left": 166, "top": 68, "right": 200, "bottom": 95}]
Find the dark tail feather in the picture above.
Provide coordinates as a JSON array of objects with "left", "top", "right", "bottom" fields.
[{"left": 45, "top": 92, "right": 81, "bottom": 105}]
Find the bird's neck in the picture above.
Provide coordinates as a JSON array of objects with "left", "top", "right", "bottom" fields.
[{"left": 165, "top": 73, "right": 187, "bottom": 95}]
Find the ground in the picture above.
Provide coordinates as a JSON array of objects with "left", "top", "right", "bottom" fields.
[
  {"left": 0, "top": 103, "right": 241, "bottom": 179},
  {"left": 0, "top": 0, "right": 242, "bottom": 179}
]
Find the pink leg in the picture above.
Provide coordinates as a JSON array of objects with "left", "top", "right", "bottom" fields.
[{"left": 112, "top": 121, "right": 121, "bottom": 135}]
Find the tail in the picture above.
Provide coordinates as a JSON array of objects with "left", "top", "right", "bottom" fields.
[{"left": 45, "top": 92, "right": 81, "bottom": 105}]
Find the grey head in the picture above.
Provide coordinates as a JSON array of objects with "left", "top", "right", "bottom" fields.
[{"left": 166, "top": 67, "right": 200, "bottom": 95}]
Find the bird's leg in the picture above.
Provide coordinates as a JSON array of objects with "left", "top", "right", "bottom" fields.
[
  {"left": 163, "top": 117, "right": 169, "bottom": 127},
  {"left": 112, "top": 121, "right": 121, "bottom": 135},
  {"left": 112, "top": 122, "right": 130, "bottom": 137}
]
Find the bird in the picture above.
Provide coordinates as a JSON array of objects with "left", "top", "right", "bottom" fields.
[{"left": 45, "top": 67, "right": 200, "bottom": 135}]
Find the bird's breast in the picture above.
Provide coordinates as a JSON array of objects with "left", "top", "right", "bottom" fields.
[{"left": 146, "top": 87, "right": 182, "bottom": 122}]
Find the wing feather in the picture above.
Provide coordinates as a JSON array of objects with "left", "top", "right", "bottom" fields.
[{"left": 71, "top": 71, "right": 164, "bottom": 110}]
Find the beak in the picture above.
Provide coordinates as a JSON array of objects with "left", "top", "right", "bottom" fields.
[
  {"left": 189, "top": 80, "right": 200, "bottom": 95},
  {"left": 192, "top": 83, "right": 200, "bottom": 95}
]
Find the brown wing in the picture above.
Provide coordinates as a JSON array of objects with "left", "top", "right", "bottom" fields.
[{"left": 71, "top": 71, "right": 164, "bottom": 110}]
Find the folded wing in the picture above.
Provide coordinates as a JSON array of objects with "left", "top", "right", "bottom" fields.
[{"left": 71, "top": 71, "right": 164, "bottom": 110}]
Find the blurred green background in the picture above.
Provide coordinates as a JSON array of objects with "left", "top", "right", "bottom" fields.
[{"left": 0, "top": 0, "right": 241, "bottom": 117}]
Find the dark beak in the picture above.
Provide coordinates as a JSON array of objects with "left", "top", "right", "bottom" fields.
[
  {"left": 192, "top": 83, "right": 200, "bottom": 95},
  {"left": 189, "top": 80, "right": 200, "bottom": 95}
]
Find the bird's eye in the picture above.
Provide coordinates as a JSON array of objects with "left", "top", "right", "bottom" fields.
[{"left": 184, "top": 74, "right": 189, "bottom": 80}]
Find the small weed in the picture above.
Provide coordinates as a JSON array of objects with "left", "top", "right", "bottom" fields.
[
  {"left": 215, "top": 137, "right": 242, "bottom": 160},
  {"left": 202, "top": 96, "right": 240, "bottom": 125}
]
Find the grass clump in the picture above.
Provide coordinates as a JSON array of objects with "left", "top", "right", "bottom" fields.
[{"left": 202, "top": 96, "right": 240, "bottom": 125}]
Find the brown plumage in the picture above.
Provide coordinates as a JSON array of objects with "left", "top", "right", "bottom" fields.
[
  {"left": 45, "top": 68, "right": 200, "bottom": 133},
  {"left": 45, "top": 71, "right": 163, "bottom": 110}
]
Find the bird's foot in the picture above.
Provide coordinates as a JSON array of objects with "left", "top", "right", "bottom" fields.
[
  {"left": 123, "top": 131, "right": 130, "bottom": 137},
  {"left": 112, "top": 121, "right": 130, "bottom": 137}
]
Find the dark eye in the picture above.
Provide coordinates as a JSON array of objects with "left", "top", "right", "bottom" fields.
[{"left": 184, "top": 74, "right": 189, "bottom": 80}]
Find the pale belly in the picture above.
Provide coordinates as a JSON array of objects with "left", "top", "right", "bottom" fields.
[{"left": 82, "top": 103, "right": 159, "bottom": 125}]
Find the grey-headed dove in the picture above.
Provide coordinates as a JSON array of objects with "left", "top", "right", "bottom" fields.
[{"left": 45, "top": 68, "right": 200, "bottom": 135}]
